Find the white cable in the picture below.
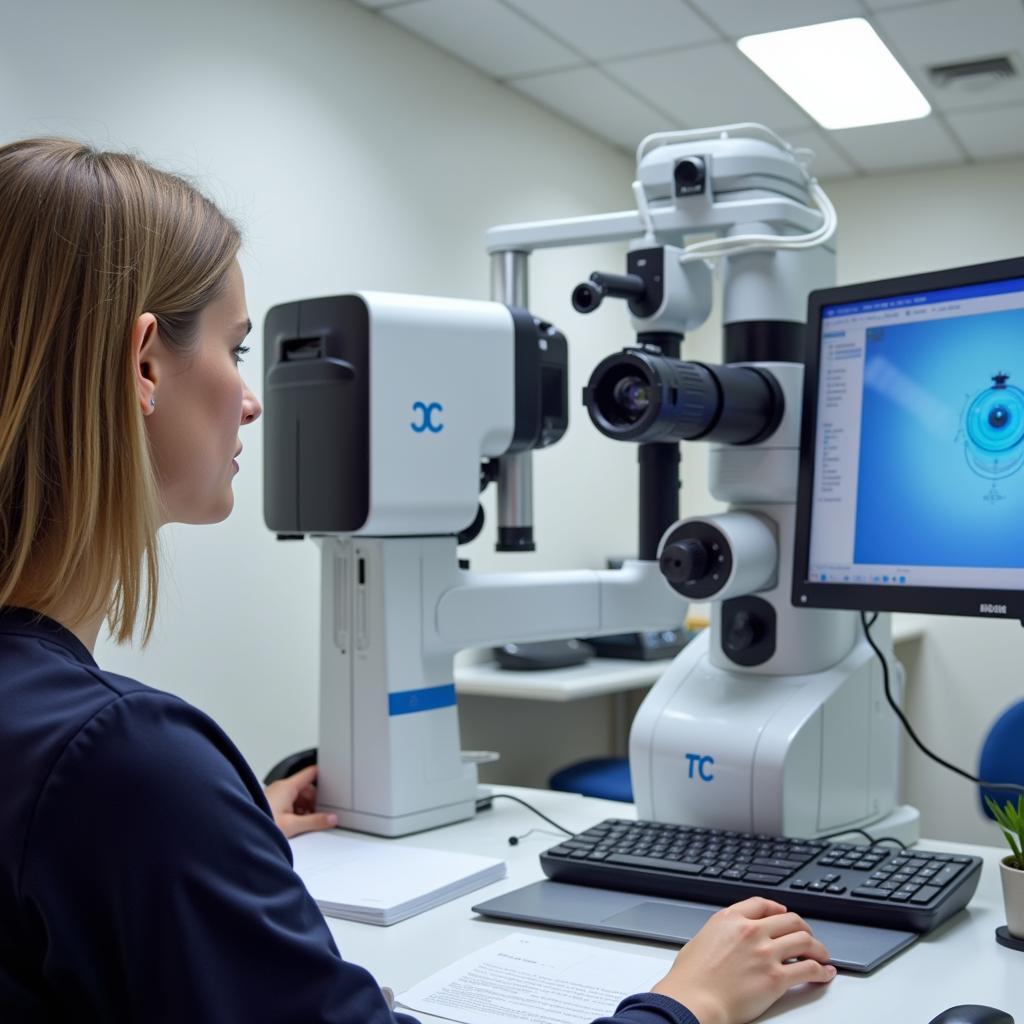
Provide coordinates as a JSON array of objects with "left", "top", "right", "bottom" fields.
[
  {"left": 677, "top": 181, "right": 837, "bottom": 264},
  {"left": 632, "top": 179, "right": 656, "bottom": 244}
]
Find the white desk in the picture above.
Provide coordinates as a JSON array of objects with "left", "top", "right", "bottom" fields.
[
  {"left": 323, "top": 786, "right": 1021, "bottom": 1024},
  {"left": 454, "top": 616, "right": 925, "bottom": 703},
  {"left": 455, "top": 658, "right": 665, "bottom": 701}
]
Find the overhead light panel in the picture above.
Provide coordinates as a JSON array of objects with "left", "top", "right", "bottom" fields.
[{"left": 737, "top": 18, "right": 931, "bottom": 130}]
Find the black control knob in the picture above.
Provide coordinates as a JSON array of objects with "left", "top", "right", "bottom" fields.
[
  {"left": 660, "top": 539, "right": 710, "bottom": 587},
  {"left": 725, "top": 610, "right": 758, "bottom": 653}
]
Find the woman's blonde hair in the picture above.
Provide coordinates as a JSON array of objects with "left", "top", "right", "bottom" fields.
[{"left": 0, "top": 138, "right": 241, "bottom": 643}]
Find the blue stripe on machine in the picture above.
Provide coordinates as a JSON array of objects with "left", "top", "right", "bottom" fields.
[{"left": 388, "top": 683, "right": 457, "bottom": 716}]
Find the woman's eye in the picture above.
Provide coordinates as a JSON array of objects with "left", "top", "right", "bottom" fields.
[{"left": 232, "top": 344, "right": 250, "bottom": 366}]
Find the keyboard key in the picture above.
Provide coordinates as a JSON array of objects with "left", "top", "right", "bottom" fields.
[
  {"left": 852, "top": 887, "right": 890, "bottom": 900},
  {"left": 790, "top": 879, "right": 808, "bottom": 889},
  {"left": 752, "top": 858, "right": 807, "bottom": 873},
  {"left": 826, "top": 884, "right": 846, "bottom": 894},
  {"left": 809, "top": 881, "right": 828, "bottom": 891},
  {"left": 587, "top": 851, "right": 610, "bottom": 861},
  {"left": 703, "top": 866, "right": 723, "bottom": 877},
  {"left": 891, "top": 890, "right": 914, "bottom": 902},
  {"left": 606, "top": 854, "right": 704, "bottom": 874},
  {"left": 547, "top": 846, "right": 572, "bottom": 857},
  {"left": 569, "top": 850, "right": 590, "bottom": 859},
  {"left": 745, "top": 872, "right": 787, "bottom": 884},
  {"left": 932, "top": 864, "right": 965, "bottom": 888},
  {"left": 911, "top": 886, "right": 941, "bottom": 904},
  {"left": 723, "top": 869, "right": 744, "bottom": 880}
]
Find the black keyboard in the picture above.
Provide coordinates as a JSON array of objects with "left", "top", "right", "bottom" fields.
[{"left": 540, "top": 818, "right": 983, "bottom": 933}]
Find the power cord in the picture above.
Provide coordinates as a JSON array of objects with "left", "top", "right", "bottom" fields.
[
  {"left": 814, "top": 826, "right": 907, "bottom": 850},
  {"left": 861, "top": 610, "right": 1024, "bottom": 797},
  {"left": 476, "top": 792, "right": 574, "bottom": 845}
]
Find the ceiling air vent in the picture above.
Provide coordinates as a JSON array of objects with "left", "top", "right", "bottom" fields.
[{"left": 928, "top": 55, "right": 1018, "bottom": 93}]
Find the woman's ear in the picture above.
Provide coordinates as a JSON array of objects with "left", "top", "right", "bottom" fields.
[{"left": 132, "top": 313, "right": 160, "bottom": 415}]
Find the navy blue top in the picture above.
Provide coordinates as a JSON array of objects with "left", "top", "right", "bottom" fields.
[{"left": 0, "top": 608, "right": 700, "bottom": 1024}]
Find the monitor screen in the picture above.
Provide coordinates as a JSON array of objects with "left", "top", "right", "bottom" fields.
[{"left": 793, "top": 256, "right": 1024, "bottom": 621}]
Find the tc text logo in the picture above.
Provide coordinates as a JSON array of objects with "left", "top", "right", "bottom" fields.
[
  {"left": 411, "top": 401, "right": 444, "bottom": 434},
  {"left": 685, "top": 753, "right": 715, "bottom": 781}
]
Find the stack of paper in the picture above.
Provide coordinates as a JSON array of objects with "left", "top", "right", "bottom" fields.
[{"left": 289, "top": 831, "right": 507, "bottom": 926}]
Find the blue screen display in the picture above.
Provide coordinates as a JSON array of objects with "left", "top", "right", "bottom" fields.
[{"left": 853, "top": 307, "right": 1024, "bottom": 569}]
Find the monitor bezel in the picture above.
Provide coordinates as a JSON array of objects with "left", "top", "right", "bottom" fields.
[{"left": 792, "top": 255, "right": 1024, "bottom": 622}]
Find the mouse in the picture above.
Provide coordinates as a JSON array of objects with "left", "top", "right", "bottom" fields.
[{"left": 927, "top": 1006, "right": 1014, "bottom": 1024}]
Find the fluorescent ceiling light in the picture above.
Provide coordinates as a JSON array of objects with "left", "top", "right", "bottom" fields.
[{"left": 737, "top": 18, "right": 931, "bottom": 130}]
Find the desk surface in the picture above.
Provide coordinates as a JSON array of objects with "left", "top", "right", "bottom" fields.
[
  {"left": 454, "top": 658, "right": 664, "bottom": 701},
  {"left": 455, "top": 617, "right": 926, "bottom": 702},
  {"left": 324, "top": 786, "right": 1021, "bottom": 1024}
]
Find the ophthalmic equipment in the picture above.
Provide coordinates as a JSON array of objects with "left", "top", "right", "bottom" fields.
[
  {"left": 263, "top": 295, "right": 685, "bottom": 836},
  {"left": 265, "top": 123, "right": 920, "bottom": 842}
]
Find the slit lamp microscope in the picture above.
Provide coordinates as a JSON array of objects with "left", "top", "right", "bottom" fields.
[{"left": 264, "top": 124, "right": 919, "bottom": 843}]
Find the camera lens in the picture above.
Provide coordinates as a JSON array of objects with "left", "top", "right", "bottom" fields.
[
  {"left": 612, "top": 375, "right": 651, "bottom": 417},
  {"left": 673, "top": 157, "right": 706, "bottom": 196},
  {"left": 583, "top": 349, "right": 783, "bottom": 445}
]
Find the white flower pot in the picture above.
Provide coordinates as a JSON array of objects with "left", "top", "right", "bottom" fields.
[{"left": 999, "top": 857, "right": 1024, "bottom": 939}]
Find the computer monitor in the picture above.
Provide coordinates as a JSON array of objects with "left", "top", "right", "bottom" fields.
[{"left": 793, "top": 256, "right": 1024, "bottom": 621}]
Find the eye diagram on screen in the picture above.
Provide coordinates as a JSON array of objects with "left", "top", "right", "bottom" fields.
[{"left": 958, "top": 371, "right": 1024, "bottom": 502}]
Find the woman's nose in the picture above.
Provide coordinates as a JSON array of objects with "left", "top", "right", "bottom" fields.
[{"left": 241, "top": 383, "right": 262, "bottom": 425}]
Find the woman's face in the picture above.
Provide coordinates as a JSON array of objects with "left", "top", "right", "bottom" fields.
[{"left": 141, "top": 260, "right": 262, "bottom": 525}]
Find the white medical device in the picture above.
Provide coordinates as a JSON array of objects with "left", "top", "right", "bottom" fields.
[
  {"left": 265, "top": 123, "right": 919, "bottom": 842},
  {"left": 264, "top": 294, "right": 684, "bottom": 835}
]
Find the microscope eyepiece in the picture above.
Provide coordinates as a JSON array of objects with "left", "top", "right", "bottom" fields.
[{"left": 571, "top": 281, "right": 603, "bottom": 313}]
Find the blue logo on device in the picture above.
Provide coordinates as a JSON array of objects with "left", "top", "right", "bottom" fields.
[
  {"left": 685, "top": 753, "right": 715, "bottom": 782},
  {"left": 411, "top": 401, "right": 444, "bottom": 433}
]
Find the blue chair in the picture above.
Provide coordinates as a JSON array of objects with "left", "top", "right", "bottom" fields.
[
  {"left": 549, "top": 757, "right": 633, "bottom": 802},
  {"left": 979, "top": 700, "right": 1024, "bottom": 818}
]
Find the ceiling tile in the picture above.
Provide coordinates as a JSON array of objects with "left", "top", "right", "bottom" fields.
[
  {"left": 687, "top": 0, "right": 864, "bottom": 39},
  {"left": 607, "top": 42, "right": 815, "bottom": 132},
  {"left": 861, "top": 0, "right": 930, "bottom": 8},
  {"left": 830, "top": 115, "right": 964, "bottom": 172},
  {"left": 875, "top": 0, "right": 1024, "bottom": 112},
  {"left": 504, "top": 0, "right": 720, "bottom": 61},
  {"left": 781, "top": 127, "right": 859, "bottom": 179},
  {"left": 511, "top": 66, "right": 674, "bottom": 154},
  {"left": 385, "top": 0, "right": 581, "bottom": 78},
  {"left": 946, "top": 104, "right": 1024, "bottom": 160}
]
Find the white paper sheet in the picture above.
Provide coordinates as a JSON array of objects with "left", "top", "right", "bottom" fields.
[{"left": 397, "top": 933, "right": 672, "bottom": 1024}]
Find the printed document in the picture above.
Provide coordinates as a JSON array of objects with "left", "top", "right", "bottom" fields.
[{"left": 397, "top": 933, "right": 672, "bottom": 1024}]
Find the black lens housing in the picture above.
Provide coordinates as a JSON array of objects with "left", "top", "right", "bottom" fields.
[{"left": 583, "top": 349, "right": 784, "bottom": 446}]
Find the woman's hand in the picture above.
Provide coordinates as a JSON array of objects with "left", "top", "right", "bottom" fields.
[
  {"left": 652, "top": 897, "right": 836, "bottom": 1024},
  {"left": 264, "top": 765, "right": 338, "bottom": 839}
]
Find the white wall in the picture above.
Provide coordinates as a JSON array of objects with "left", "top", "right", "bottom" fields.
[{"left": 0, "top": 0, "right": 644, "bottom": 777}]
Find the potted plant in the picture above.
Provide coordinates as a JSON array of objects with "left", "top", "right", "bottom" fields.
[{"left": 986, "top": 795, "right": 1024, "bottom": 939}]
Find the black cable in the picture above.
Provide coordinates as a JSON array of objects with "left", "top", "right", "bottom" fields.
[
  {"left": 861, "top": 610, "right": 1024, "bottom": 796},
  {"left": 814, "top": 826, "right": 907, "bottom": 850},
  {"left": 477, "top": 793, "right": 574, "bottom": 837}
]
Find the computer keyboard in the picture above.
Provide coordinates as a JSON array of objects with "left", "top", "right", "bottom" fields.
[{"left": 540, "top": 818, "right": 983, "bottom": 933}]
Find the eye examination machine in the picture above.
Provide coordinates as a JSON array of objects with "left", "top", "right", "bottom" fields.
[{"left": 263, "top": 123, "right": 918, "bottom": 842}]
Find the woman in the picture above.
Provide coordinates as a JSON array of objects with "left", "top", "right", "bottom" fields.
[{"left": 0, "top": 138, "right": 836, "bottom": 1023}]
